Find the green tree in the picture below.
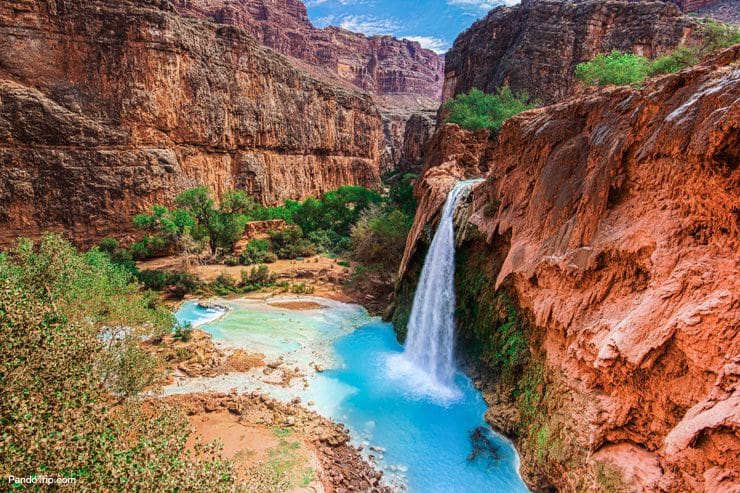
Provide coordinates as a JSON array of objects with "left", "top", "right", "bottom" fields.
[
  {"left": 175, "top": 186, "right": 255, "bottom": 255},
  {"left": 443, "top": 87, "right": 538, "bottom": 131}
]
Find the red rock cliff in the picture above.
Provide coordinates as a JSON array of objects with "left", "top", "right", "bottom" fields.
[
  {"left": 0, "top": 0, "right": 383, "bottom": 246},
  {"left": 399, "top": 48, "right": 739, "bottom": 491},
  {"left": 443, "top": 0, "right": 697, "bottom": 104},
  {"left": 173, "top": 0, "right": 444, "bottom": 100}
]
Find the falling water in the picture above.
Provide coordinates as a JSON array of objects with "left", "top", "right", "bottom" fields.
[{"left": 402, "top": 179, "right": 482, "bottom": 388}]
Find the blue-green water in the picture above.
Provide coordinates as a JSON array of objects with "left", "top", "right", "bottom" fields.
[{"left": 175, "top": 299, "right": 529, "bottom": 493}]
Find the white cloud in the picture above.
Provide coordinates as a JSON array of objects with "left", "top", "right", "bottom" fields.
[
  {"left": 447, "top": 0, "right": 518, "bottom": 11},
  {"left": 333, "top": 14, "right": 401, "bottom": 35},
  {"left": 403, "top": 35, "right": 450, "bottom": 53}
]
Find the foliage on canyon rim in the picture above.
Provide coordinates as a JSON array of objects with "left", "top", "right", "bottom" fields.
[
  {"left": 443, "top": 86, "right": 539, "bottom": 131},
  {"left": 576, "top": 19, "right": 740, "bottom": 87},
  {"left": 0, "top": 234, "right": 237, "bottom": 491}
]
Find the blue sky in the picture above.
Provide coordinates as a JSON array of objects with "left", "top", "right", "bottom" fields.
[{"left": 306, "top": 0, "right": 516, "bottom": 53}]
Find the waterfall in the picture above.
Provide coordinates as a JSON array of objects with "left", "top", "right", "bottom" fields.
[{"left": 402, "top": 179, "right": 481, "bottom": 389}]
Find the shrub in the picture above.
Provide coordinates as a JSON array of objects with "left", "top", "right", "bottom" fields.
[
  {"left": 136, "top": 270, "right": 199, "bottom": 298},
  {"left": 97, "top": 237, "right": 136, "bottom": 272},
  {"left": 575, "top": 51, "right": 651, "bottom": 86},
  {"left": 240, "top": 265, "right": 276, "bottom": 288},
  {"left": 443, "top": 87, "right": 538, "bottom": 131},
  {"left": 700, "top": 18, "right": 740, "bottom": 54},
  {"left": 290, "top": 283, "right": 315, "bottom": 294},
  {"left": 650, "top": 46, "right": 700, "bottom": 75},
  {"left": 174, "top": 322, "right": 193, "bottom": 342},
  {"left": 241, "top": 238, "right": 278, "bottom": 265},
  {"left": 269, "top": 225, "right": 316, "bottom": 259},
  {"left": 0, "top": 234, "right": 236, "bottom": 490},
  {"left": 213, "top": 271, "right": 237, "bottom": 291},
  {"left": 350, "top": 207, "right": 412, "bottom": 270}
]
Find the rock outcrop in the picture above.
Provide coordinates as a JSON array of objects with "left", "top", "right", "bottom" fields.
[
  {"left": 0, "top": 0, "right": 383, "bottom": 246},
  {"left": 397, "top": 48, "right": 739, "bottom": 491},
  {"left": 443, "top": 0, "right": 698, "bottom": 104},
  {"left": 173, "top": 0, "right": 444, "bottom": 100}
]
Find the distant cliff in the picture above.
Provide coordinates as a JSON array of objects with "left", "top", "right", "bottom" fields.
[
  {"left": 396, "top": 47, "right": 739, "bottom": 492},
  {"left": 0, "top": 0, "right": 383, "bottom": 246},
  {"left": 173, "top": 0, "right": 444, "bottom": 173},
  {"left": 444, "top": 0, "right": 697, "bottom": 104},
  {"left": 173, "top": 0, "right": 444, "bottom": 101}
]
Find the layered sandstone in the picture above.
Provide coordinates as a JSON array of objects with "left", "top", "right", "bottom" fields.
[
  {"left": 0, "top": 0, "right": 383, "bottom": 246},
  {"left": 172, "top": 0, "right": 444, "bottom": 174},
  {"left": 398, "top": 48, "right": 739, "bottom": 491},
  {"left": 172, "top": 0, "right": 444, "bottom": 100},
  {"left": 443, "top": 0, "right": 698, "bottom": 104}
]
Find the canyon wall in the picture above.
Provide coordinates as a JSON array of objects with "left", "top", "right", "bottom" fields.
[
  {"left": 443, "top": 0, "right": 698, "bottom": 104},
  {"left": 173, "top": 0, "right": 444, "bottom": 173},
  {"left": 0, "top": 0, "right": 383, "bottom": 246},
  {"left": 395, "top": 48, "right": 739, "bottom": 491},
  {"left": 173, "top": 0, "right": 444, "bottom": 100}
]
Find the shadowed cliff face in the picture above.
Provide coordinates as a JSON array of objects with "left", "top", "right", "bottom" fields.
[
  {"left": 0, "top": 0, "right": 384, "bottom": 246},
  {"left": 398, "top": 48, "right": 739, "bottom": 491},
  {"left": 443, "top": 0, "right": 697, "bottom": 104}
]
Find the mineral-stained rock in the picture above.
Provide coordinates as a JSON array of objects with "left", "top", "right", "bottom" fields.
[
  {"left": 0, "top": 0, "right": 384, "bottom": 247},
  {"left": 443, "top": 0, "right": 698, "bottom": 104},
  {"left": 399, "top": 48, "right": 740, "bottom": 491}
]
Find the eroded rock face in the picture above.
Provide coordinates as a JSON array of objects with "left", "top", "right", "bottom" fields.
[
  {"left": 172, "top": 0, "right": 444, "bottom": 174},
  {"left": 0, "top": 0, "right": 383, "bottom": 246},
  {"left": 173, "top": 0, "right": 444, "bottom": 100},
  {"left": 443, "top": 0, "right": 698, "bottom": 104},
  {"left": 399, "top": 49, "right": 739, "bottom": 491}
]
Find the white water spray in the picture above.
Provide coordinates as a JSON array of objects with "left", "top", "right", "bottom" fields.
[{"left": 402, "top": 179, "right": 482, "bottom": 389}]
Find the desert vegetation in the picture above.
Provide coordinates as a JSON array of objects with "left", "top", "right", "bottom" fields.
[{"left": 576, "top": 19, "right": 740, "bottom": 87}]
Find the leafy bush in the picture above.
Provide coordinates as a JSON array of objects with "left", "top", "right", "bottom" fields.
[
  {"left": 0, "top": 234, "right": 236, "bottom": 490},
  {"left": 650, "top": 46, "right": 700, "bottom": 75},
  {"left": 290, "top": 283, "right": 315, "bottom": 294},
  {"left": 443, "top": 87, "right": 538, "bottom": 131},
  {"left": 213, "top": 271, "right": 237, "bottom": 293},
  {"left": 269, "top": 225, "right": 317, "bottom": 259},
  {"left": 97, "top": 237, "right": 136, "bottom": 272},
  {"left": 388, "top": 173, "right": 418, "bottom": 216},
  {"left": 174, "top": 322, "right": 193, "bottom": 342},
  {"left": 575, "top": 51, "right": 651, "bottom": 86},
  {"left": 307, "top": 229, "right": 350, "bottom": 255},
  {"left": 700, "top": 18, "right": 740, "bottom": 53},
  {"left": 241, "top": 265, "right": 277, "bottom": 288},
  {"left": 241, "top": 238, "right": 278, "bottom": 265},
  {"left": 577, "top": 21, "right": 739, "bottom": 86},
  {"left": 350, "top": 207, "right": 412, "bottom": 270},
  {"left": 136, "top": 269, "right": 199, "bottom": 298}
]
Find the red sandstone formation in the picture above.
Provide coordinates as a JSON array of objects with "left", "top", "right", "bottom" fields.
[
  {"left": 172, "top": 0, "right": 444, "bottom": 101},
  {"left": 400, "top": 48, "right": 739, "bottom": 491},
  {"left": 0, "top": 0, "right": 383, "bottom": 246},
  {"left": 443, "top": 0, "right": 698, "bottom": 104},
  {"left": 172, "top": 0, "right": 445, "bottom": 174}
]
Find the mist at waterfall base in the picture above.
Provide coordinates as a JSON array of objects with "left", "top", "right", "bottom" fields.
[{"left": 399, "top": 180, "right": 479, "bottom": 392}]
